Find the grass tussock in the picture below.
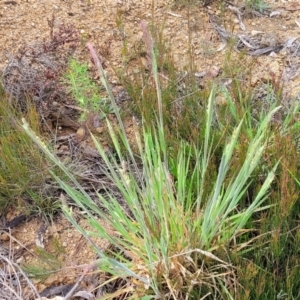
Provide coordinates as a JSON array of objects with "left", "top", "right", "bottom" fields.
[{"left": 21, "top": 18, "right": 300, "bottom": 299}]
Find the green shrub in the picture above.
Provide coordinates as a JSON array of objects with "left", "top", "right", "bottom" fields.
[{"left": 0, "top": 91, "right": 48, "bottom": 212}]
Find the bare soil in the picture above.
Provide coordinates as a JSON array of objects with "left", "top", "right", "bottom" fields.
[{"left": 1, "top": 0, "right": 300, "bottom": 298}]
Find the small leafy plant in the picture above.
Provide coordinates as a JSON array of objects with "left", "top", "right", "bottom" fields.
[
  {"left": 63, "top": 58, "right": 113, "bottom": 121},
  {"left": 22, "top": 246, "right": 64, "bottom": 281},
  {"left": 246, "top": 0, "right": 270, "bottom": 13}
]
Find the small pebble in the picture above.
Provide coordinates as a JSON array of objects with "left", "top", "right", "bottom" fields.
[
  {"left": 16, "top": 256, "right": 24, "bottom": 264},
  {"left": 76, "top": 127, "right": 85, "bottom": 138},
  {"left": 0, "top": 233, "right": 9, "bottom": 241}
]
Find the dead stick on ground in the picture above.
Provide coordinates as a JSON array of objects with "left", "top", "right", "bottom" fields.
[{"left": 64, "top": 259, "right": 102, "bottom": 300}]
